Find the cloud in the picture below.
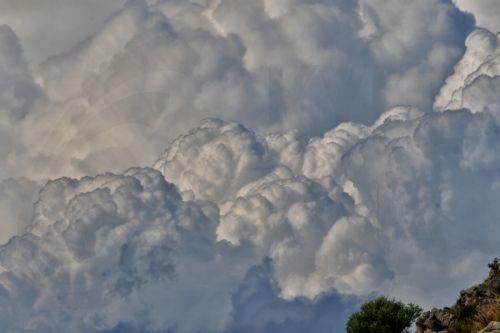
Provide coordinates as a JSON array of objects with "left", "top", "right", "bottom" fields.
[
  {"left": 154, "top": 119, "right": 273, "bottom": 203},
  {"left": 0, "top": 25, "right": 41, "bottom": 180},
  {"left": 0, "top": 166, "right": 363, "bottom": 333},
  {"left": 453, "top": 0, "right": 500, "bottom": 33},
  {"left": 0, "top": 0, "right": 474, "bottom": 181},
  {"left": 2, "top": 106, "right": 500, "bottom": 332},
  {"left": 435, "top": 29, "right": 500, "bottom": 120},
  {"left": 153, "top": 108, "right": 500, "bottom": 309},
  {"left": 0, "top": 1, "right": 499, "bottom": 332},
  {"left": 0, "top": 178, "right": 40, "bottom": 245},
  {"left": 0, "top": 25, "right": 39, "bottom": 121},
  {"left": 342, "top": 109, "right": 500, "bottom": 306},
  {"left": 0, "top": 168, "right": 238, "bottom": 333},
  {"left": 223, "top": 259, "right": 363, "bottom": 333},
  {"left": 359, "top": 0, "right": 473, "bottom": 110},
  {"left": 0, "top": 0, "right": 125, "bottom": 65}
]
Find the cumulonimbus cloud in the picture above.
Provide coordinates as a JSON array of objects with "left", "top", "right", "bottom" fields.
[
  {"left": 0, "top": 0, "right": 499, "bottom": 332},
  {"left": 453, "top": 0, "right": 500, "bottom": 33},
  {"left": 435, "top": 29, "right": 500, "bottom": 119},
  {"left": 2, "top": 107, "right": 500, "bottom": 332},
  {"left": 0, "top": 0, "right": 474, "bottom": 180}
]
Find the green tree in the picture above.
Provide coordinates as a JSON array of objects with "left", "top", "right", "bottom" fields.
[{"left": 346, "top": 296, "right": 422, "bottom": 333}]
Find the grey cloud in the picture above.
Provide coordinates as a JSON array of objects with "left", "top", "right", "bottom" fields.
[
  {"left": 0, "top": 25, "right": 40, "bottom": 121},
  {"left": 0, "top": 178, "right": 40, "bottom": 245},
  {"left": 343, "top": 109, "right": 500, "bottom": 307},
  {"left": 0, "top": 166, "right": 357, "bottom": 333},
  {"left": 0, "top": 0, "right": 474, "bottom": 181},
  {"left": 153, "top": 109, "right": 500, "bottom": 309},
  {"left": 0, "top": 25, "right": 41, "bottom": 180},
  {"left": 0, "top": 1, "right": 498, "bottom": 332},
  {"left": 224, "top": 259, "right": 363, "bottom": 333},
  {"left": 1, "top": 111, "right": 500, "bottom": 331},
  {"left": 0, "top": 0, "right": 125, "bottom": 65},
  {"left": 453, "top": 0, "right": 500, "bottom": 32},
  {"left": 0, "top": 168, "right": 233, "bottom": 333},
  {"left": 359, "top": 0, "right": 474, "bottom": 110}
]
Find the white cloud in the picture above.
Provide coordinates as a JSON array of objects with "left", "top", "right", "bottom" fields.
[
  {"left": 0, "top": 168, "right": 239, "bottom": 333},
  {"left": 435, "top": 29, "right": 500, "bottom": 120},
  {"left": 218, "top": 167, "right": 350, "bottom": 296},
  {"left": 0, "top": 0, "right": 474, "bottom": 181},
  {"left": 0, "top": 1, "right": 499, "bottom": 332},
  {"left": 343, "top": 109, "right": 500, "bottom": 306},
  {"left": 154, "top": 119, "right": 272, "bottom": 203},
  {"left": 0, "top": 166, "right": 363, "bottom": 333},
  {"left": 2, "top": 106, "right": 500, "bottom": 332},
  {"left": 153, "top": 109, "right": 500, "bottom": 309}
]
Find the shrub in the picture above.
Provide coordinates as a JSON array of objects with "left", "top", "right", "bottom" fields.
[
  {"left": 453, "top": 303, "right": 477, "bottom": 320},
  {"left": 346, "top": 296, "right": 422, "bottom": 333},
  {"left": 450, "top": 303, "right": 500, "bottom": 333}
]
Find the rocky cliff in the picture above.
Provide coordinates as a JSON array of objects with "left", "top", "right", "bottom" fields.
[{"left": 416, "top": 258, "right": 500, "bottom": 333}]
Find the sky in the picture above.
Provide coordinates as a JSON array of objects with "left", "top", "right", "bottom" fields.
[{"left": 0, "top": 0, "right": 499, "bottom": 332}]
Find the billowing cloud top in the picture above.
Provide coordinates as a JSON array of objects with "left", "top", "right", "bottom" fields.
[
  {"left": 0, "top": 0, "right": 475, "bottom": 180},
  {"left": 0, "top": 0, "right": 499, "bottom": 332}
]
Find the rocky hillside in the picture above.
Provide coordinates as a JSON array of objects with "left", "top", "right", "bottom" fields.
[{"left": 416, "top": 258, "right": 500, "bottom": 333}]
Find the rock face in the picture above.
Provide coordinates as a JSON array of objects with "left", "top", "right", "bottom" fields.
[
  {"left": 416, "top": 258, "right": 500, "bottom": 333},
  {"left": 477, "top": 321, "right": 500, "bottom": 333}
]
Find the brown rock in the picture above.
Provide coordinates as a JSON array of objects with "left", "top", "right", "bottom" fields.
[
  {"left": 477, "top": 321, "right": 500, "bottom": 333},
  {"left": 417, "top": 258, "right": 500, "bottom": 333}
]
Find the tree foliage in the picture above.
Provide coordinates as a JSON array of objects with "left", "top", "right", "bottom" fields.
[{"left": 346, "top": 296, "right": 422, "bottom": 333}]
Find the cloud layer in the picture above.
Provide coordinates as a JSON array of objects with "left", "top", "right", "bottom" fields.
[
  {"left": 0, "top": 0, "right": 499, "bottom": 332},
  {"left": 2, "top": 106, "right": 500, "bottom": 332},
  {"left": 153, "top": 108, "right": 500, "bottom": 307},
  {"left": 0, "top": 0, "right": 474, "bottom": 180}
]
